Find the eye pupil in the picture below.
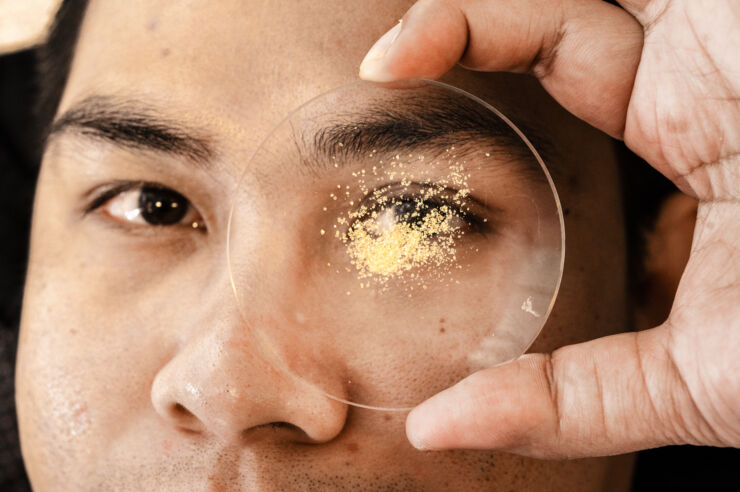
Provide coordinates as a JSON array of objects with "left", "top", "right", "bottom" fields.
[
  {"left": 393, "top": 200, "right": 416, "bottom": 217},
  {"left": 138, "top": 186, "right": 189, "bottom": 225},
  {"left": 392, "top": 199, "right": 433, "bottom": 226}
]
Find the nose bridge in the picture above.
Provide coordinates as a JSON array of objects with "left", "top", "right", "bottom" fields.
[
  {"left": 227, "top": 170, "right": 321, "bottom": 305},
  {"left": 150, "top": 301, "right": 348, "bottom": 444}
]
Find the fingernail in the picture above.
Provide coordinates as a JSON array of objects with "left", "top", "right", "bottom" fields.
[
  {"left": 359, "top": 20, "right": 403, "bottom": 81},
  {"left": 408, "top": 431, "right": 431, "bottom": 450},
  {"left": 406, "top": 409, "right": 429, "bottom": 449},
  {"left": 406, "top": 401, "right": 441, "bottom": 450}
]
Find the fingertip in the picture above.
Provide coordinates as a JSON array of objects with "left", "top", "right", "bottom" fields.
[
  {"left": 405, "top": 383, "right": 465, "bottom": 451},
  {"left": 359, "top": 0, "right": 469, "bottom": 82},
  {"left": 405, "top": 403, "right": 435, "bottom": 450},
  {"left": 405, "top": 358, "right": 551, "bottom": 453},
  {"left": 359, "top": 21, "right": 404, "bottom": 82}
]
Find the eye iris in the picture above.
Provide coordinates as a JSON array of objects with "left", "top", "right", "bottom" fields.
[
  {"left": 392, "top": 199, "right": 434, "bottom": 227},
  {"left": 138, "top": 186, "right": 189, "bottom": 225},
  {"left": 388, "top": 199, "right": 461, "bottom": 237}
]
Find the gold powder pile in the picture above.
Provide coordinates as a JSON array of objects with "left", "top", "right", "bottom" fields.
[
  {"left": 346, "top": 207, "right": 459, "bottom": 281},
  {"left": 324, "top": 148, "right": 477, "bottom": 292}
]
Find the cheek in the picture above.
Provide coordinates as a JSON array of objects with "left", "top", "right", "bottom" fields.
[
  {"left": 272, "top": 232, "right": 547, "bottom": 408},
  {"left": 17, "top": 237, "right": 179, "bottom": 480},
  {"left": 529, "top": 210, "right": 629, "bottom": 352}
]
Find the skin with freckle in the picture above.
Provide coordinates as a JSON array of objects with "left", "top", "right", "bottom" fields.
[{"left": 17, "top": 0, "right": 638, "bottom": 490}]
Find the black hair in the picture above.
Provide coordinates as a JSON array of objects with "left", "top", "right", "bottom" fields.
[
  {"left": 35, "top": 0, "right": 676, "bottom": 305},
  {"left": 35, "top": 0, "right": 89, "bottom": 147}
]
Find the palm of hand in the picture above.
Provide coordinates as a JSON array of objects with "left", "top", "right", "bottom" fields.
[{"left": 624, "top": 0, "right": 740, "bottom": 447}]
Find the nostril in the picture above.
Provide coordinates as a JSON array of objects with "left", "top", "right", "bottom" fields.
[
  {"left": 170, "top": 403, "right": 202, "bottom": 433},
  {"left": 241, "top": 421, "right": 309, "bottom": 443},
  {"left": 266, "top": 421, "right": 294, "bottom": 432},
  {"left": 172, "top": 403, "right": 191, "bottom": 416}
]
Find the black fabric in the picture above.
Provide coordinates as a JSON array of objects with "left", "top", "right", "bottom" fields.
[
  {"left": 632, "top": 445, "right": 740, "bottom": 491},
  {"left": 0, "top": 328, "right": 28, "bottom": 490},
  {"left": 0, "top": 49, "right": 35, "bottom": 492}
]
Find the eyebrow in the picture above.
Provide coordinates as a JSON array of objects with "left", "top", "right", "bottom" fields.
[
  {"left": 48, "top": 95, "right": 214, "bottom": 164},
  {"left": 316, "top": 96, "right": 537, "bottom": 157},
  {"left": 49, "top": 93, "right": 554, "bottom": 180},
  {"left": 300, "top": 92, "right": 553, "bottom": 182}
]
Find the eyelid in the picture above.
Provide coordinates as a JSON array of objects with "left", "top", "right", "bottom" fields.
[
  {"left": 84, "top": 181, "right": 143, "bottom": 216},
  {"left": 349, "top": 181, "right": 494, "bottom": 235},
  {"left": 362, "top": 181, "right": 492, "bottom": 217},
  {"left": 84, "top": 181, "right": 205, "bottom": 231}
]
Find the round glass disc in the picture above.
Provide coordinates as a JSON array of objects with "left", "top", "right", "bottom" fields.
[{"left": 227, "top": 79, "right": 564, "bottom": 410}]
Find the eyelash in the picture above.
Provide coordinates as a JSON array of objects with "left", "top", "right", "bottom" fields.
[
  {"left": 85, "top": 181, "right": 206, "bottom": 232},
  {"left": 349, "top": 184, "right": 491, "bottom": 237}
]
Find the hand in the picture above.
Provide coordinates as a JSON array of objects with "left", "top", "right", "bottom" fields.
[{"left": 360, "top": 0, "right": 740, "bottom": 458}]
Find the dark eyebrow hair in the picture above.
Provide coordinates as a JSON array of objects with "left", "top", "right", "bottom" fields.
[
  {"left": 48, "top": 95, "right": 214, "bottom": 163},
  {"left": 47, "top": 92, "right": 554, "bottom": 183},
  {"left": 304, "top": 91, "right": 554, "bottom": 181}
]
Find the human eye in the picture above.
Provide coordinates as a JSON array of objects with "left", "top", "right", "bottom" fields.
[
  {"left": 349, "top": 183, "right": 489, "bottom": 239},
  {"left": 86, "top": 182, "right": 205, "bottom": 231},
  {"left": 336, "top": 182, "right": 491, "bottom": 283}
]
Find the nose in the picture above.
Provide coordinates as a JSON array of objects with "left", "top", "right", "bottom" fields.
[{"left": 150, "top": 319, "right": 347, "bottom": 444}]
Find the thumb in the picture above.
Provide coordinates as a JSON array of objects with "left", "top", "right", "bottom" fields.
[{"left": 406, "top": 325, "right": 718, "bottom": 459}]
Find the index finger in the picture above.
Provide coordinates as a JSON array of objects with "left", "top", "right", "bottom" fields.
[{"left": 359, "top": 0, "right": 644, "bottom": 138}]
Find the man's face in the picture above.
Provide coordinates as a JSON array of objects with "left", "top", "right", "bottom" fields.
[{"left": 17, "top": 0, "right": 633, "bottom": 489}]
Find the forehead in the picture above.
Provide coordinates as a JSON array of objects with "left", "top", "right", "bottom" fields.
[
  {"left": 60, "top": 0, "right": 616, "bottom": 195},
  {"left": 63, "top": 1, "right": 570, "bottom": 138},
  {"left": 61, "top": 0, "right": 409, "bottom": 141}
]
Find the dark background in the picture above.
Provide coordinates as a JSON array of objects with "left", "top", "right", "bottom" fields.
[{"left": 1, "top": 48, "right": 738, "bottom": 491}]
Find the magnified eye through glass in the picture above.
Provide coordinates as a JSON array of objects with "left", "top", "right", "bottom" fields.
[{"left": 227, "top": 79, "right": 565, "bottom": 411}]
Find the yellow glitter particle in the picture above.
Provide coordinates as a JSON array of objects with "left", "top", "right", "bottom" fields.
[
  {"left": 320, "top": 229, "right": 325, "bottom": 235},
  {"left": 345, "top": 208, "right": 460, "bottom": 282},
  {"left": 324, "top": 150, "right": 474, "bottom": 293}
]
